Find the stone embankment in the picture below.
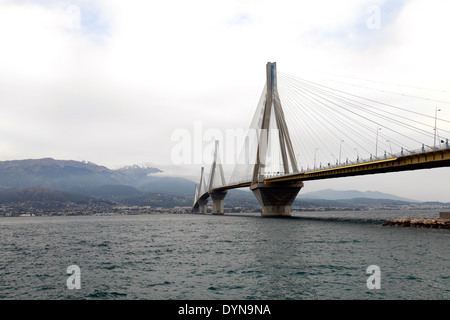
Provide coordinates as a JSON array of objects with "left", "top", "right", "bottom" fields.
[{"left": 382, "top": 218, "right": 450, "bottom": 229}]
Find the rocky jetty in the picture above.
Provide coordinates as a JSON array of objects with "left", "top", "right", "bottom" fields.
[{"left": 382, "top": 218, "right": 450, "bottom": 229}]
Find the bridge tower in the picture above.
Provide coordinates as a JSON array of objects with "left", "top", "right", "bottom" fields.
[
  {"left": 192, "top": 167, "right": 209, "bottom": 214},
  {"left": 208, "top": 140, "right": 227, "bottom": 215},
  {"left": 251, "top": 62, "right": 303, "bottom": 216}
]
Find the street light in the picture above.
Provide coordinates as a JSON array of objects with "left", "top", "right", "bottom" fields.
[
  {"left": 354, "top": 148, "right": 359, "bottom": 162},
  {"left": 434, "top": 107, "right": 441, "bottom": 148},
  {"left": 314, "top": 148, "right": 318, "bottom": 170},
  {"left": 375, "top": 126, "right": 381, "bottom": 157},
  {"left": 339, "top": 139, "right": 344, "bottom": 165}
]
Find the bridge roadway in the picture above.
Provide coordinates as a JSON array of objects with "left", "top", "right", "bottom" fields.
[{"left": 209, "top": 147, "right": 450, "bottom": 193}]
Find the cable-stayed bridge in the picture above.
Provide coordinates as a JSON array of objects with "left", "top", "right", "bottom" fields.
[{"left": 192, "top": 62, "right": 450, "bottom": 216}]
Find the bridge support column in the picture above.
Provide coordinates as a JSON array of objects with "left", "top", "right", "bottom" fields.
[
  {"left": 209, "top": 191, "right": 227, "bottom": 215},
  {"left": 198, "top": 198, "right": 209, "bottom": 214},
  {"left": 251, "top": 182, "right": 303, "bottom": 217}
]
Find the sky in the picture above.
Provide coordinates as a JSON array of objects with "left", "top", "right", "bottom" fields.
[{"left": 0, "top": 0, "right": 450, "bottom": 201}]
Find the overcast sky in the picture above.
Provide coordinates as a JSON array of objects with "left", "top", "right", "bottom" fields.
[{"left": 0, "top": 0, "right": 449, "bottom": 201}]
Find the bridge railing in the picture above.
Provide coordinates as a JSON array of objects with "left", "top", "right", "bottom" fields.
[
  {"left": 210, "top": 143, "right": 450, "bottom": 186},
  {"left": 261, "top": 142, "right": 450, "bottom": 179}
]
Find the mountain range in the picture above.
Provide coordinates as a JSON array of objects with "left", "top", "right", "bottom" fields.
[
  {"left": 0, "top": 158, "right": 448, "bottom": 215},
  {"left": 0, "top": 158, "right": 199, "bottom": 213},
  {"left": 300, "top": 189, "right": 416, "bottom": 202},
  {"left": 0, "top": 158, "right": 195, "bottom": 198}
]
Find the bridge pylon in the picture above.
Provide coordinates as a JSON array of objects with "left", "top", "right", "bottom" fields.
[
  {"left": 208, "top": 140, "right": 227, "bottom": 215},
  {"left": 251, "top": 62, "right": 303, "bottom": 216},
  {"left": 191, "top": 184, "right": 199, "bottom": 212},
  {"left": 210, "top": 190, "right": 227, "bottom": 215},
  {"left": 191, "top": 167, "right": 210, "bottom": 214}
]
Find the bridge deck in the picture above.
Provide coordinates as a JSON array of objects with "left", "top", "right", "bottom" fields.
[
  {"left": 209, "top": 148, "right": 450, "bottom": 193},
  {"left": 210, "top": 181, "right": 251, "bottom": 193},
  {"left": 264, "top": 148, "right": 450, "bottom": 184}
]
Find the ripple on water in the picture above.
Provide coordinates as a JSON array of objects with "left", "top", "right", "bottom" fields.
[{"left": 0, "top": 212, "right": 448, "bottom": 300}]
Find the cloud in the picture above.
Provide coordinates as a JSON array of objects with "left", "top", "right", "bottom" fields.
[
  {"left": 307, "top": 0, "right": 408, "bottom": 51},
  {"left": 0, "top": 0, "right": 449, "bottom": 201}
]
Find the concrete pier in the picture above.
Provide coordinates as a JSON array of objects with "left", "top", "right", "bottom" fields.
[
  {"left": 198, "top": 198, "right": 208, "bottom": 214},
  {"left": 210, "top": 191, "right": 227, "bottom": 215},
  {"left": 251, "top": 182, "right": 303, "bottom": 217}
]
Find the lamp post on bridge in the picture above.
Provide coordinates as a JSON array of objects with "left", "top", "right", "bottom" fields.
[
  {"left": 434, "top": 107, "right": 441, "bottom": 148},
  {"left": 339, "top": 139, "right": 344, "bottom": 165},
  {"left": 375, "top": 126, "right": 381, "bottom": 157},
  {"left": 314, "top": 148, "right": 318, "bottom": 170}
]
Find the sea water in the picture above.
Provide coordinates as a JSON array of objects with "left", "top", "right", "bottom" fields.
[{"left": 0, "top": 210, "right": 448, "bottom": 300}]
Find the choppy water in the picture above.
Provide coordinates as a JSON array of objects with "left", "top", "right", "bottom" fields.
[{"left": 0, "top": 210, "right": 448, "bottom": 300}]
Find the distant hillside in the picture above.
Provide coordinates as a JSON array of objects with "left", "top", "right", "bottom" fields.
[
  {"left": 223, "top": 189, "right": 259, "bottom": 207},
  {"left": 114, "top": 164, "right": 162, "bottom": 185},
  {"left": 292, "top": 197, "right": 426, "bottom": 211},
  {"left": 137, "top": 176, "right": 196, "bottom": 196},
  {"left": 300, "top": 189, "right": 416, "bottom": 202},
  {"left": 122, "top": 193, "right": 191, "bottom": 208},
  {"left": 0, "top": 158, "right": 195, "bottom": 198},
  {"left": 70, "top": 184, "right": 144, "bottom": 202},
  {"left": 0, "top": 158, "right": 121, "bottom": 190},
  {"left": 0, "top": 187, "right": 112, "bottom": 211}
]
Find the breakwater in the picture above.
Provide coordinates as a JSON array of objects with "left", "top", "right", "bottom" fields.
[{"left": 382, "top": 218, "right": 450, "bottom": 229}]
